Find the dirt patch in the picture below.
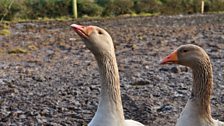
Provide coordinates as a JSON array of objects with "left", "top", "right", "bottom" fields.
[{"left": 0, "top": 14, "right": 224, "bottom": 126}]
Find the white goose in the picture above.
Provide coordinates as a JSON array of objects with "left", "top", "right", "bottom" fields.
[
  {"left": 161, "top": 44, "right": 224, "bottom": 126},
  {"left": 71, "top": 24, "right": 144, "bottom": 126}
]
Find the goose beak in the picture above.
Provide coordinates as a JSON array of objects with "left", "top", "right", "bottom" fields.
[
  {"left": 160, "top": 50, "right": 178, "bottom": 64},
  {"left": 71, "top": 24, "right": 93, "bottom": 39}
]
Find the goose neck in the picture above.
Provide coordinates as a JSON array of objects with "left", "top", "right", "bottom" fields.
[
  {"left": 95, "top": 52, "right": 125, "bottom": 123},
  {"left": 191, "top": 59, "right": 213, "bottom": 121}
]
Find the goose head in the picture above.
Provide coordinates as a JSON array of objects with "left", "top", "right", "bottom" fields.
[
  {"left": 71, "top": 24, "right": 114, "bottom": 55},
  {"left": 160, "top": 44, "right": 210, "bottom": 68}
]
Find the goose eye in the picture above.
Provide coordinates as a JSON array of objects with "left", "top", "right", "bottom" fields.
[
  {"left": 98, "top": 30, "right": 103, "bottom": 35},
  {"left": 182, "top": 49, "right": 188, "bottom": 53}
]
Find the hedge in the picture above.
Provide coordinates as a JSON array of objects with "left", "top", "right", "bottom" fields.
[{"left": 0, "top": 0, "right": 224, "bottom": 21}]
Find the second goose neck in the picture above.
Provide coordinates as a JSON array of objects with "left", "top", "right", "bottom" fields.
[{"left": 191, "top": 59, "right": 213, "bottom": 121}]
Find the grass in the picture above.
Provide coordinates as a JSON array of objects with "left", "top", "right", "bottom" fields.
[
  {"left": 0, "top": 12, "right": 158, "bottom": 23},
  {"left": 27, "top": 44, "right": 38, "bottom": 51},
  {"left": 0, "top": 29, "right": 10, "bottom": 36},
  {"left": 0, "top": 22, "right": 10, "bottom": 36},
  {"left": 207, "top": 11, "right": 224, "bottom": 14},
  {"left": 136, "top": 12, "right": 160, "bottom": 17},
  {"left": 9, "top": 16, "right": 73, "bottom": 23},
  {"left": 1, "top": 10, "right": 224, "bottom": 23},
  {"left": 8, "top": 47, "right": 28, "bottom": 54}
]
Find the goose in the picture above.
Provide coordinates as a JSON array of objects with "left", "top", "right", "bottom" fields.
[
  {"left": 161, "top": 44, "right": 224, "bottom": 126},
  {"left": 71, "top": 24, "right": 144, "bottom": 126}
]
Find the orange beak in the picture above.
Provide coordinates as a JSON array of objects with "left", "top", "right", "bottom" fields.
[
  {"left": 70, "top": 24, "right": 93, "bottom": 39},
  {"left": 160, "top": 50, "right": 178, "bottom": 64}
]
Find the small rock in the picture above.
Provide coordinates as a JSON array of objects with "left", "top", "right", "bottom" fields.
[
  {"left": 0, "top": 63, "right": 9, "bottom": 69},
  {"left": 159, "top": 67, "right": 169, "bottom": 72},
  {"left": 130, "top": 80, "right": 150, "bottom": 86},
  {"left": 0, "top": 79, "right": 6, "bottom": 84},
  {"left": 19, "top": 114, "right": 26, "bottom": 119},
  {"left": 32, "top": 75, "right": 46, "bottom": 82},
  {"left": 145, "top": 65, "right": 150, "bottom": 69},
  {"left": 40, "top": 108, "right": 51, "bottom": 117},
  {"left": 171, "top": 66, "right": 179, "bottom": 73},
  {"left": 131, "top": 44, "right": 138, "bottom": 50},
  {"left": 180, "top": 67, "right": 188, "bottom": 72},
  {"left": 157, "top": 104, "right": 173, "bottom": 113}
]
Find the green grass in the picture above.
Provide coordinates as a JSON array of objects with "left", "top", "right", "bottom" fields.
[
  {"left": 0, "top": 11, "right": 223, "bottom": 24},
  {"left": 8, "top": 48, "right": 28, "bottom": 54},
  {"left": 12, "top": 16, "right": 73, "bottom": 23},
  {"left": 207, "top": 11, "right": 224, "bottom": 14},
  {"left": 0, "top": 29, "right": 10, "bottom": 36},
  {"left": 0, "top": 22, "right": 10, "bottom": 36}
]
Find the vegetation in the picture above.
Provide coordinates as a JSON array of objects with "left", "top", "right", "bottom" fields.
[
  {"left": 78, "top": 0, "right": 103, "bottom": 17},
  {"left": 8, "top": 47, "right": 28, "bottom": 54},
  {"left": 0, "top": 0, "right": 224, "bottom": 21},
  {"left": 0, "top": 22, "right": 10, "bottom": 36}
]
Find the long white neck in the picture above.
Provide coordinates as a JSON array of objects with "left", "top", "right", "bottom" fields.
[{"left": 89, "top": 52, "right": 125, "bottom": 126}]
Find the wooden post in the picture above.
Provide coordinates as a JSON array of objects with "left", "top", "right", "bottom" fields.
[
  {"left": 201, "top": 0, "right": 204, "bottom": 14},
  {"left": 73, "top": 0, "right": 78, "bottom": 18}
]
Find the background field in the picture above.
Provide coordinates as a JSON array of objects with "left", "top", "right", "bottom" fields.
[
  {"left": 1, "top": 0, "right": 224, "bottom": 21},
  {"left": 0, "top": 14, "right": 224, "bottom": 125}
]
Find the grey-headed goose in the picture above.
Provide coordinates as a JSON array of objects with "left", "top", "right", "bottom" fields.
[
  {"left": 161, "top": 44, "right": 224, "bottom": 126},
  {"left": 71, "top": 24, "right": 144, "bottom": 126}
]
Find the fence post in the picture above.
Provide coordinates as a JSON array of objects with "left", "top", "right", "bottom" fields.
[
  {"left": 201, "top": 0, "right": 204, "bottom": 14},
  {"left": 73, "top": 0, "right": 78, "bottom": 18}
]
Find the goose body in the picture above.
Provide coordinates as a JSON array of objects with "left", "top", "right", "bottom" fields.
[
  {"left": 71, "top": 24, "right": 144, "bottom": 126},
  {"left": 176, "top": 100, "right": 224, "bottom": 126},
  {"left": 176, "top": 100, "right": 215, "bottom": 126},
  {"left": 161, "top": 44, "right": 224, "bottom": 126}
]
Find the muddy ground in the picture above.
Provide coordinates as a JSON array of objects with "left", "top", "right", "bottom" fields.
[{"left": 0, "top": 14, "right": 224, "bottom": 126}]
